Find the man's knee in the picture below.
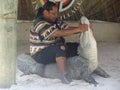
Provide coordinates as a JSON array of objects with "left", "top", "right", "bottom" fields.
[
  {"left": 55, "top": 44, "right": 66, "bottom": 57},
  {"left": 60, "top": 45, "right": 65, "bottom": 51}
]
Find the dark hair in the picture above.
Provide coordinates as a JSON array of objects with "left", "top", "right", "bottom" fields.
[{"left": 36, "top": 1, "right": 57, "bottom": 18}]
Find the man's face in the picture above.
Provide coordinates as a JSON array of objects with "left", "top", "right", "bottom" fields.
[{"left": 44, "top": 6, "right": 58, "bottom": 23}]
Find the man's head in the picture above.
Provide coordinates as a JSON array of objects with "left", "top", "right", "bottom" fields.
[{"left": 37, "top": 1, "right": 58, "bottom": 23}]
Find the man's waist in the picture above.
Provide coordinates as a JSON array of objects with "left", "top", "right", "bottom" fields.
[{"left": 30, "top": 38, "right": 63, "bottom": 46}]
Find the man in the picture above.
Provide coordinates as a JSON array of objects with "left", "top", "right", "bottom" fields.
[{"left": 30, "top": 1, "right": 88, "bottom": 84}]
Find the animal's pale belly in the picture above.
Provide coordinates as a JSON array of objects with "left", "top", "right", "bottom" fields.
[{"left": 79, "top": 16, "right": 98, "bottom": 72}]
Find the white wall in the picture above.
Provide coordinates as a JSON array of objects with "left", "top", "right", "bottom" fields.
[
  {"left": 17, "top": 21, "right": 120, "bottom": 42},
  {"left": 17, "top": 21, "right": 32, "bottom": 41},
  {"left": 92, "top": 22, "right": 120, "bottom": 42}
]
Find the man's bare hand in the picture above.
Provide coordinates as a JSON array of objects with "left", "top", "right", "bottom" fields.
[{"left": 78, "top": 24, "right": 88, "bottom": 32}]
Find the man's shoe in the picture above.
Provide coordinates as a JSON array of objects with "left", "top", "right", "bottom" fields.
[{"left": 61, "top": 73, "right": 73, "bottom": 84}]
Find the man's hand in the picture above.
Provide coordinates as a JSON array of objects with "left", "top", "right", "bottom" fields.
[{"left": 78, "top": 24, "right": 88, "bottom": 32}]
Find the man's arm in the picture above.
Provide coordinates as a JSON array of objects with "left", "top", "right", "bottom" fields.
[
  {"left": 67, "top": 26, "right": 78, "bottom": 30},
  {"left": 51, "top": 24, "right": 88, "bottom": 37}
]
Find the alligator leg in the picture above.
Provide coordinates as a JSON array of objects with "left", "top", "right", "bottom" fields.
[{"left": 80, "top": 58, "right": 98, "bottom": 86}]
